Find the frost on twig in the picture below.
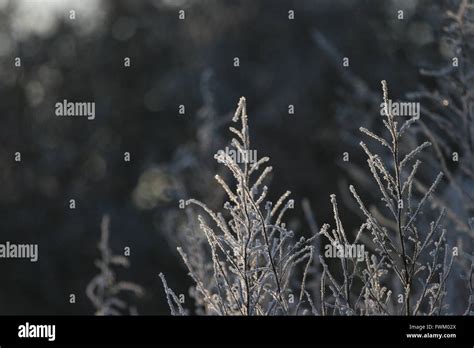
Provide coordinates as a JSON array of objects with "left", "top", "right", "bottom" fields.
[
  {"left": 86, "top": 215, "right": 144, "bottom": 315},
  {"left": 159, "top": 273, "right": 186, "bottom": 316}
]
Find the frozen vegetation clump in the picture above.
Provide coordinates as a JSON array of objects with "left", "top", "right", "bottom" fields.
[
  {"left": 318, "top": 81, "right": 462, "bottom": 315},
  {"left": 161, "top": 81, "right": 472, "bottom": 316},
  {"left": 161, "top": 97, "right": 315, "bottom": 315}
]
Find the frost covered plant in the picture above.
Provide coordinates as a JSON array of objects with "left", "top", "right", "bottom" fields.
[
  {"left": 87, "top": 215, "right": 144, "bottom": 315},
  {"left": 407, "top": 0, "right": 474, "bottom": 236},
  {"left": 161, "top": 97, "right": 315, "bottom": 315},
  {"left": 405, "top": 0, "right": 474, "bottom": 313},
  {"left": 319, "top": 81, "right": 457, "bottom": 315}
]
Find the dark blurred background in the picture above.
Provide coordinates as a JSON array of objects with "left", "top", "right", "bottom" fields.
[{"left": 0, "top": 0, "right": 453, "bottom": 314}]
